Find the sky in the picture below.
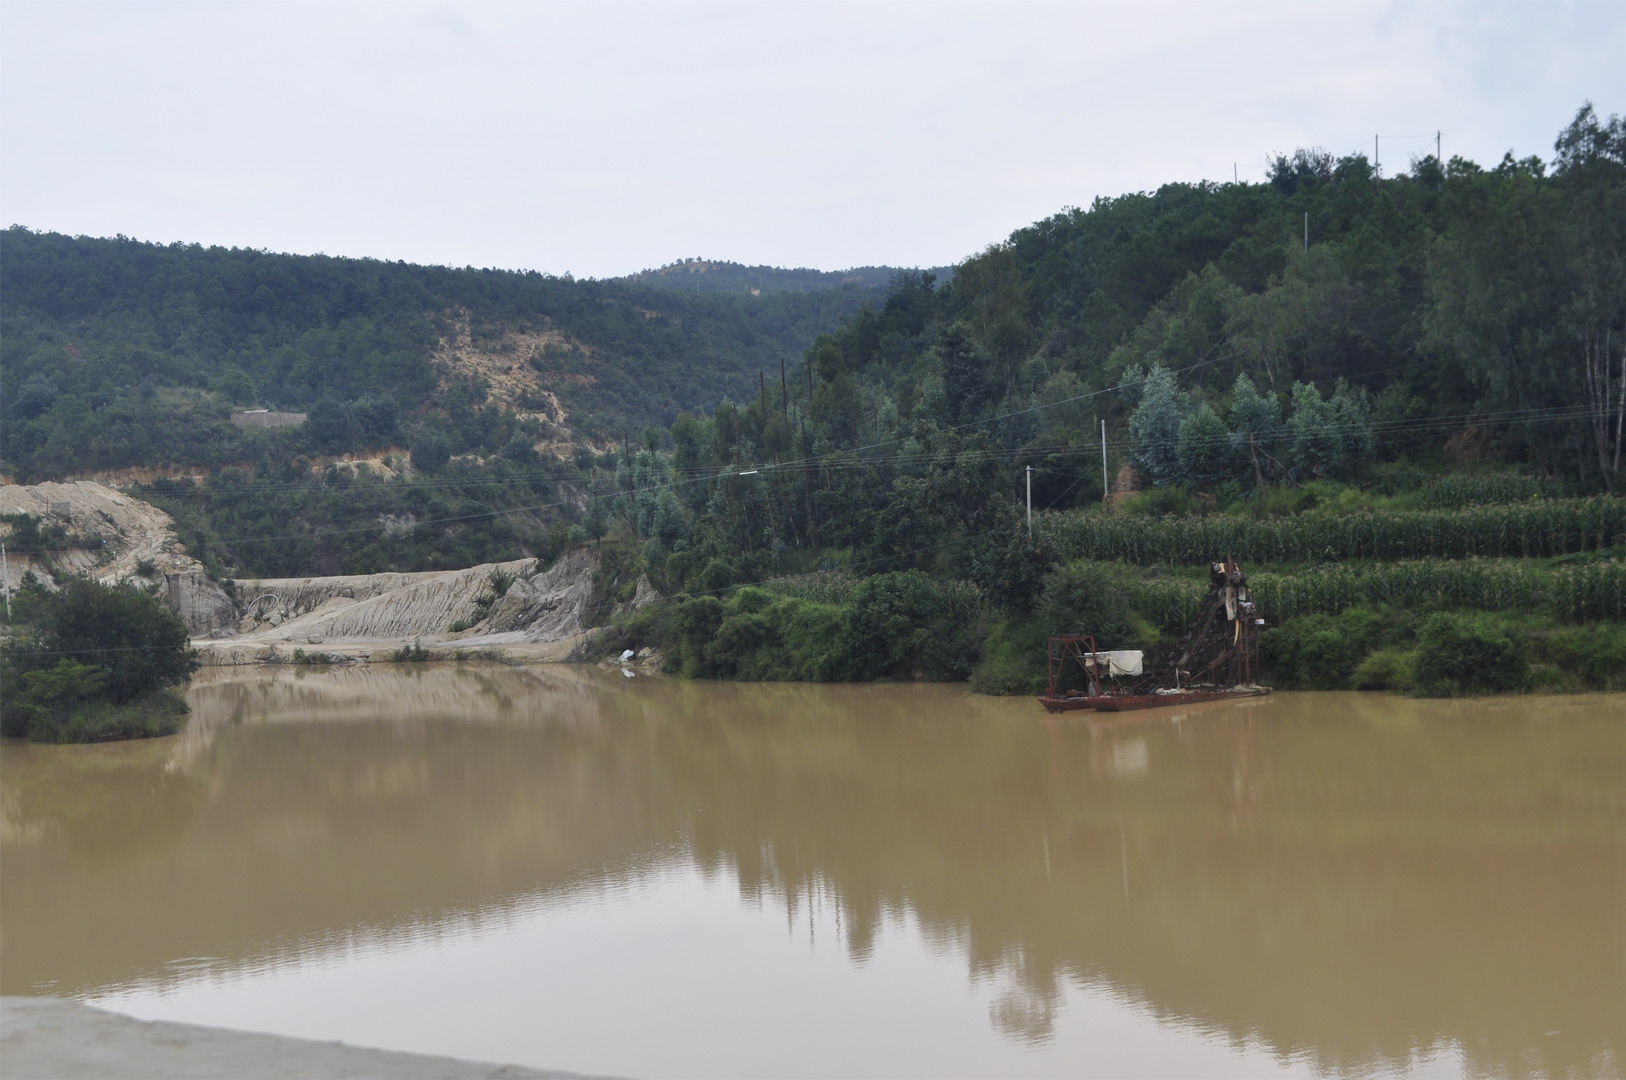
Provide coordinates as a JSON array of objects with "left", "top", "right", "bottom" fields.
[{"left": 2, "top": 1, "right": 1620, "bottom": 280}]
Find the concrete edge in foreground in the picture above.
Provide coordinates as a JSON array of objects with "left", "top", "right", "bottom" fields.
[{"left": 0, "top": 997, "right": 627, "bottom": 1080}]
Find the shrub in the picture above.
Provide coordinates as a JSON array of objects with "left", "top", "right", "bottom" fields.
[
  {"left": 1037, "top": 561, "right": 1160, "bottom": 649},
  {"left": 1, "top": 659, "right": 188, "bottom": 742},
  {"left": 488, "top": 567, "right": 517, "bottom": 598},
  {"left": 968, "top": 619, "right": 1049, "bottom": 695},
  {"left": 1350, "top": 647, "right": 1417, "bottom": 692},
  {"left": 1261, "top": 608, "right": 1398, "bottom": 690},
  {"left": 1533, "top": 624, "right": 1626, "bottom": 690},
  {"left": 1412, "top": 612, "right": 1526, "bottom": 697},
  {"left": 390, "top": 640, "right": 431, "bottom": 663},
  {"left": 1119, "top": 486, "right": 1204, "bottom": 517},
  {"left": 1262, "top": 615, "right": 1364, "bottom": 690},
  {"left": 32, "top": 578, "right": 197, "bottom": 703},
  {"left": 410, "top": 434, "right": 451, "bottom": 473},
  {"left": 290, "top": 648, "right": 340, "bottom": 665},
  {"left": 702, "top": 595, "right": 848, "bottom": 681},
  {"left": 842, "top": 570, "right": 983, "bottom": 681},
  {"left": 22, "top": 689, "right": 189, "bottom": 744}
]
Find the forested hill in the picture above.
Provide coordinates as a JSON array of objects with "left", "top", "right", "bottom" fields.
[
  {"left": 619, "top": 259, "right": 951, "bottom": 296},
  {"left": 0, "top": 230, "right": 889, "bottom": 479},
  {"left": 756, "top": 103, "right": 1625, "bottom": 497},
  {"left": 578, "top": 106, "right": 1623, "bottom": 698}
]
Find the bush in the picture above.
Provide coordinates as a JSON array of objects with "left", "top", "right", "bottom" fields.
[
  {"left": 1, "top": 658, "right": 189, "bottom": 742},
  {"left": 1261, "top": 608, "right": 1400, "bottom": 690},
  {"left": 700, "top": 593, "right": 849, "bottom": 681},
  {"left": 968, "top": 619, "right": 1049, "bottom": 695},
  {"left": 33, "top": 578, "right": 197, "bottom": 703},
  {"left": 410, "top": 433, "right": 451, "bottom": 473},
  {"left": 1350, "top": 647, "right": 1417, "bottom": 692},
  {"left": 390, "top": 640, "right": 431, "bottom": 663},
  {"left": 1412, "top": 612, "right": 1526, "bottom": 697},
  {"left": 842, "top": 571, "right": 983, "bottom": 681},
  {"left": 488, "top": 567, "right": 517, "bottom": 598},
  {"left": 1119, "top": 486, "right": 1205, "bottom": 517},
  {"left": 23, "top": 688, "right": 189, "bottom": 743},
  {"left": 1533, "top": 624, "right": 1626, "bottom": 690},
  {"left": 1037, "top": 561, "right": 1159, "bottom": 650},
  {"left": 1262, "top": 614, "right": 1365, "bottom": 690}
]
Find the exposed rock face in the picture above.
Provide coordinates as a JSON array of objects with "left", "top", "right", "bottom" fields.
[
  {"left": 165, "top": 572, "right": 240, "bottom": 636},
  {"left": 481, "top": 547, "right": 599, "bottom": 640},
  {"left": 202, "top": 548, "right": 643, "bottom": 665},
  {"left": 0, "top": 480, "right": 212, "bottom": 609},
  {"left": 228, "top": 560, "right": 535, "bottom": 643},
  {"left": 231, "top": 571, "right": 451, "bottom": 637}
]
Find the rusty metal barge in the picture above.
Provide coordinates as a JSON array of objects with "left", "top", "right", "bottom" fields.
[{"left": 1037, "top": 560, "right": 1271, "bottom": 714}]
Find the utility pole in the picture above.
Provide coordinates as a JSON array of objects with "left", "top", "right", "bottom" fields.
[
  {"left": 1, "top": 538, "right": 10, "bottom": 621},
  {"left": 1233, "top": 162, "right": 1238, "bottom": 184},
  {"left": 1101, "top": 419, "right": 1110, "bottom": 506},
  {"left": 1375, "top": 134, "right": 1380, "bottom": 178},
  {"left": 1021, "top": 465, "right": 1034, "bottom": 540},
  {"left": 1437, "top": 130, "right": 1442, "bottom": 163},
  {"left": 1303, "top": 212, "right": 1309, "bottom": 251}
]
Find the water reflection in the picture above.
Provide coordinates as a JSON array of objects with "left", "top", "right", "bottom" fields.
[{"left": 3, "top": 665, "right": 1621, "bottom": 1077}]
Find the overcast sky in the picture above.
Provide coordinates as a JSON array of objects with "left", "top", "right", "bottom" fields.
[{"left": 2, "top": 1, "right": 1620, "bottom": 279}]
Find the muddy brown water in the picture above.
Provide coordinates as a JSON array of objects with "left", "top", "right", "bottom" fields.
[{"left": 2, "top": 666, "right": 1621, "bottom": 1078}]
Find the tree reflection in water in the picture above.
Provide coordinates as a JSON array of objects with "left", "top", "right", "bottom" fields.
[{"left": 3, "top": 666, "right": 1620, "bottom": 1079}]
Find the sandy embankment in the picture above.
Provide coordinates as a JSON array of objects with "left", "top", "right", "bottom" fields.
[{"left": 0, "top": 481, "right": 651, "bottom": 666}]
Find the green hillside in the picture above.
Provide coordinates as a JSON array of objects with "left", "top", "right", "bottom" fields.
[
  {"left": 3, "top": 105, "right": 1621, "bottom": 696},
  {"left": 592, "top": 104, "right": 1625, "bottom": 696},
  {"left": 0, "top": 231, "right": 887, "bottom": 479}
]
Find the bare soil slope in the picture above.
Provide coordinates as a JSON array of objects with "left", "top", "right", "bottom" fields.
[{"left": 1, "top": 482, "right": 643, "bottom": 665}]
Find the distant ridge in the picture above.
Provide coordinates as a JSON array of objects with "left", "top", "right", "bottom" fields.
[{"left": 619, "top": 258, "right": 952, "bottom": 296}]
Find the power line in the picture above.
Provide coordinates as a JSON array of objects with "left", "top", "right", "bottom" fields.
[{"left": 4, "top": 401, "right": 1609, "bottom": 558}]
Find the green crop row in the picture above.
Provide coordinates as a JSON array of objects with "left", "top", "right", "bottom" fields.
[
  {"left": 1040, "top": 498, "right": 1625, "bottom": 565},
  {"left": 1413, "top": 472, "right": 1550, "bottom": 510},
  {"left": 1248, "top": 560, "right": 1626, "bottom": 624},
  {"left": 1069, "top": 559, "right": 1626, "bottom": 637}
]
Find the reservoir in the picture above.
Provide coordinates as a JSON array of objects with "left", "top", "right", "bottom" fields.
[{"left": 2, "top": 666, "right": 1621, "bottom": 1078}]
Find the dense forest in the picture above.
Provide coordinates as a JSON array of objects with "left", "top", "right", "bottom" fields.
[
  {"left": 0, "top": 232, "right": 897, "bottom": 479},
  {"left": 2, "top": 104, "right": 1622, "bottom": 696}
]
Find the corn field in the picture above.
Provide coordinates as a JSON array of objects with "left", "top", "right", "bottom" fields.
[
  {"left": 1107, "top": 560, "right": 1626, "bottom": 629},
  {"left": 1415, "top": 473, "right": 1550, "bottom": 510},
  {"left": 1041, "top": 498, "right": 1625, "bottom": 565},
  {"left": 1253, "top": 561, "right": 1626, "bottom": 623}
]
